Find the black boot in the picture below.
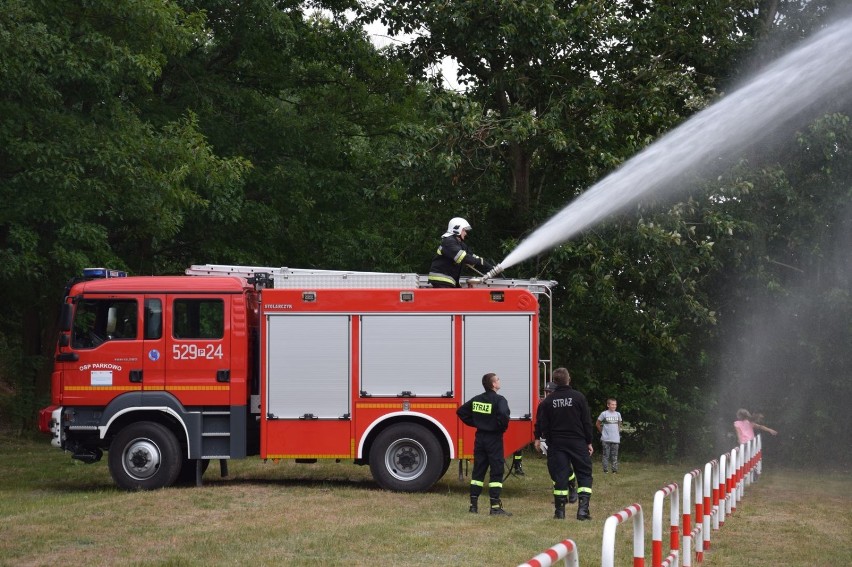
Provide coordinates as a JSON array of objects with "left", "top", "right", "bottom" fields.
[
  {"left": 568, "top": 478, "right": 578, "bottom": 504},
  {"left": 469, "top": 496, "right": 478, "bottom": 514},
  {"left": 576, "top": 493, "right": 591, "bottom": 521},
  {"left": 513, "top": 461, "right": 525, "bottom": 476},
  {"left": 553, "top": 496, "right": 567, "bottom": 519},
  {"left": 489, "top": 498, "right": 512, "bottom": 516}
]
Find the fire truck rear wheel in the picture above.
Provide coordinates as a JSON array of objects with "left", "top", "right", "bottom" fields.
[
  {"left": 439, "top": 452, "right": 451, "bottom": 478},
  {"left": 108, "top": 422, "right": 182, "bottom": 490},
  {"left": 369, "top": 423, "right": 443, "bottom": 492}
]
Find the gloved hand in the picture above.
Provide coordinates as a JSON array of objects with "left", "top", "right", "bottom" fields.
[
  {"left": 481, "top": 258, "right": 495, "bottom": 272},
  {"left": 539, "top": 439, "right": 548, "bottom": 456}
]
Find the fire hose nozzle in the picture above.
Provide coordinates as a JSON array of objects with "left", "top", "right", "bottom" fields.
[{"left": 484, "top": 264, "right": 504, "bottom": 280}]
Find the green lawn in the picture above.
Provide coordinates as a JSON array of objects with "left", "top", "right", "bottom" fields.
[{"left": 1, "top": 433, "right": 849, "bottom": 566}]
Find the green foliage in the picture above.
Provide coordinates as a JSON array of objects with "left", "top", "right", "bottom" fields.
[
  {"left": 0, "top": 0, "right": 847, "bottom": 467},
  {"left": 1, "top": 432, "right": 850, "bottom": 566},
  {"left": 359, "top": 0, "right": 762, "bottom": 231},
  {"left": 140, "top": 1, "right": 433, "bottom": 271},
  {"left": 0, "top": 0, "right": 247, "bottom": 280}
]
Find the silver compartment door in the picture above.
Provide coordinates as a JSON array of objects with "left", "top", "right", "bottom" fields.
[
  {"left": 360, "top": 315, "right": 452, "bottom": 396},
  {"left": 463, "top": 315, "right": 532, "bottom": 418},
  {"left": 266, "top": 315, "right": 350, "bottom": 418}
]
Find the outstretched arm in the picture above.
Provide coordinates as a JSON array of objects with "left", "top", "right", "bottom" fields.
[{"left": 756, "top": 424, "right": 778, "bottom": 435}]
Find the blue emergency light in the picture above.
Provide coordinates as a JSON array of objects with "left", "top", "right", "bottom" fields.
[{"left": 82, "top": 268, "right": 128, "bottom": 279}]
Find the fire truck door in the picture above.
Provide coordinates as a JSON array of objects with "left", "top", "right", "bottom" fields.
[
  {"left": 62, "top": 295, "right": 145, "bottom": 406},
  {"left": 141, "top": 296, "right": 166, "bottom": 390},
  {"left": 463, "top": 314, "right": 533, "bottom": 418},
  {"left": 164, "top": 295, "right": 231, "bottom": 406}
]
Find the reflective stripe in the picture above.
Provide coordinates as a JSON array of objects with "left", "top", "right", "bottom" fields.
[
  {"left": 577, "top": 487, "right": 593, "bottom": 494},
  {"left": 489, "top": 482, "right": 503, "bottom": 489},
  {"left": 553, "top": 489, "right": 569, "bottom": 496},
  {"left": 552, "top": 475, "right": 576, "bottom": 488},
  {"left": 453, "top": 250, "right": 467, "bottom": 264},
  {"left": 513, "top": 455, "right": 523, "bottom": 461},
  {"left": 428, "top": 273, "right": 457, "bottom": 285},
  {"left": 470, "top": 480, "right": 484, "bottom": 487}
]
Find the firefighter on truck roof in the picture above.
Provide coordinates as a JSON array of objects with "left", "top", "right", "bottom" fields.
[{"left": 428, "top": 217, "right": 494, "bottom": 288}]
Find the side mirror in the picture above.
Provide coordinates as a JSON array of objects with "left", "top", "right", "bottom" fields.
[
  {"left": 58, "top": 334, "right": 70, "bottom": 347},
  {"left": 59, "top": 303, "right": 74, "bottom": 332}
]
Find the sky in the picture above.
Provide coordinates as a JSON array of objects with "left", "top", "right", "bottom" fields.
[{"left": 362, "top": 19, "right": 461, "bottom": 90}]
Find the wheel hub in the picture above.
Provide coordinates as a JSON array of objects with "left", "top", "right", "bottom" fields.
[
  {"left": 123, "top": 439, "right": 161, "bottom": 480},
  {"left": 385, "top": 438, "right": 427, "bottom": 481},
  {"left": 395, "top": 447, "right": 420, "bottom": 471}
]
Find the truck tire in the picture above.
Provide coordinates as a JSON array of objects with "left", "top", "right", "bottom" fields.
[
  {"left": 369, "top": 423, "right": 443, "bottom": 492},
  {"left": 108, "top": 422, "right": 182, "bottom": 490},
  {"left": 439, "top": 452, "right": 452, "bottom": 479}
]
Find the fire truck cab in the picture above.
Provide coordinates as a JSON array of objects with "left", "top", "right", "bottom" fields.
[{"left": 40, "top": 265, "right": 556, "bottom": 492}]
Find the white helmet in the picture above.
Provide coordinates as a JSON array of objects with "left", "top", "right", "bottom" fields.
[{"left": 443, "top": 217, "right": 472, "bottom": 237}]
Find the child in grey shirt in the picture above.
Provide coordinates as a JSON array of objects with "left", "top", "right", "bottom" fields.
[{"left": 596, "top": 398, "right": 623, "bottom": 473}]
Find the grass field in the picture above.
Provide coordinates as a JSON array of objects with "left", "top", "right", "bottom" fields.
[{"left": 1, "top": 433, "right": 849, "bottom": 566}]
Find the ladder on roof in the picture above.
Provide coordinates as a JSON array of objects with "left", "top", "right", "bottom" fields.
[
  {"left": 186, "top": 264, "right": 424, "bottom": 289},
  {"left": 185, "top": 264, "right": 557, "bottom": 294}
]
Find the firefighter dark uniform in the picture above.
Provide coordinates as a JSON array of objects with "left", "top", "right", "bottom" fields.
[
  {"left": 536, "top": 380, "right": 594, "bottom": 520},
  {"left": 457, "top": 386, "right": 511, "bottom": 515},
  {"left": 534, "top": 386, "right": 578, "bottom": 504},
  {"left": 428, "top": 218, "right": 493, "bottom": 288}
]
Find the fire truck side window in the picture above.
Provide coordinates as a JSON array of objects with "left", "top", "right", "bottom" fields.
[
  {"left": 172, "top": 299, "right": 224, "bottom": 339},
  {"left": 145, "top": 299, "right": 162, "bottom": 340},
  {"left": 72, "top": 299, "right": 138, "bottom": 348}
]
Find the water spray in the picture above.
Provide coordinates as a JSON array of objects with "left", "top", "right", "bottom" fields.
[{"left": 498, "top": 14, "right": 852, "bottom": 272}]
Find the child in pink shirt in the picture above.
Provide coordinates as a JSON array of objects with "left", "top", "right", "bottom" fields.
[{"left": 733, "top": 409, "right": 778, "bottom": 443}]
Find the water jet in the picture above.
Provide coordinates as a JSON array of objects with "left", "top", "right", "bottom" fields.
[{"left": 499, "top": 15, "right": 852, "bottom": 272}]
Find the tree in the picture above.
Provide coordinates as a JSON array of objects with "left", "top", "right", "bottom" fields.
[
  {"left": 0, "top": 0, "right": 248, "bottom": 428},
  {"left": 137, "top": 0, "right": 433, "bottom": 272},
  {"left": 359, "top": 0, "right": 762, "bottom": 230}
]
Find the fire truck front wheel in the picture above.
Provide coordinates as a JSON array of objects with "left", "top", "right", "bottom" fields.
[
  {"left": 108, "top": 422, "right": 182, "bottom": 490},
  {"left": 369, "top": 423, "right": 443, "bottom": 492}
]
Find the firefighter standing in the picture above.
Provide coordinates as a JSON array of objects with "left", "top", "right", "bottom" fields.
[
  {"left": 534, "top": 381, "right": 578, "bottom": 504},
  {"left": 534, "top": 367, "right": 594, "bottom": 520},
  {"left": 428, "top": 217, "right": 493, "bottom": 288},
  {"left": 457, "top": 372, "right": 512, "bottom": 516}
]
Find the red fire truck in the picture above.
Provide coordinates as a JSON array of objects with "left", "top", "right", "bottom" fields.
[{"left": 39, "top": 265, "right": 555, "bottom": 491}]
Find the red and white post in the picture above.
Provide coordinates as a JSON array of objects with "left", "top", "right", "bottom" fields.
[
  {"left": 703, "top": 460, "right": 718, "bottom": 551},
  {"left": 517, "top": 539, "right": 580, "bottom": 567},
  {"left": 682, "top": 469, "right": 704, "bottom": 566},
  {"left": 602, "top": 503, "right": 645, "bottom": 567},
  {"left": 726, "top": 447, "right": 738, "bottom": 516},
  {"left": 652, "top": 483, "right": 680, "bottom": 567}
]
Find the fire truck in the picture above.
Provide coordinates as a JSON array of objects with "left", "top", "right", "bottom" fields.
[{"left": 39, "top": 265, "right": 555, "bottom": 492}]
